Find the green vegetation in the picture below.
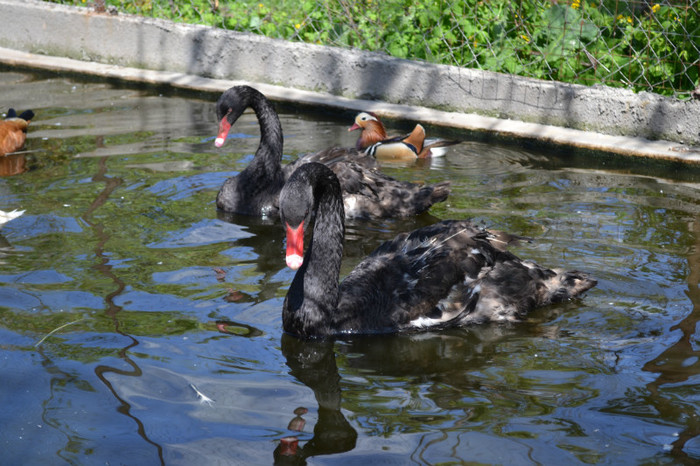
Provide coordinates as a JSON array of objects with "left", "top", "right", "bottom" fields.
[{"left": 51, "top": 0, "right": 699, "bottom": 98}]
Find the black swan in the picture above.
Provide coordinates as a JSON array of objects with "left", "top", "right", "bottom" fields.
[
  {"left": 279, "top": 162, "right": 597, "bottom": 339},
  {"left": 214, "top": 86, "right": 450, "bottom": 218}
]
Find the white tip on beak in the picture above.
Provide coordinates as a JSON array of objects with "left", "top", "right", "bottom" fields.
[{"left": 286, "top": 254, "right": 304, "bottom": 270}]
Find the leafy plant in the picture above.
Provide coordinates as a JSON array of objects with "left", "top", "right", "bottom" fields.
[{"left": 49, "top": 0, "right": 699, "bottom": 98}]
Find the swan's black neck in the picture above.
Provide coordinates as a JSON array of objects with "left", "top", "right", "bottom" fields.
[
  {"left": 217, "top": 86, "right": 287, "bottom": 215},
  {"left": 283, "top": 164, "right": 345, "bottom": 338},
  {"left": 243, "top": 88, "right": 284, "bottom": 182}
]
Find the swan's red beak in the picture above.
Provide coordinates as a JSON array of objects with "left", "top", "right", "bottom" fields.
[
  {"left": 348, "top": 122, "right": 361, "bottom": 132},
  {"left": 215, "top": 116, "right": 232, "bottom": 148},
  {"left": 285, "top": 221, "right": 305, "bottom": 270}
]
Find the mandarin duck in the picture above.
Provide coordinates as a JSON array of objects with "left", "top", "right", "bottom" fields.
[{"left": 349, "top": 111, "right": 460, "bottom": 161}]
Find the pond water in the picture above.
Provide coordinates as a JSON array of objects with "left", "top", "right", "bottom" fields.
[{"left": 1, "top": 68, "right": 700, "bottom": 465}]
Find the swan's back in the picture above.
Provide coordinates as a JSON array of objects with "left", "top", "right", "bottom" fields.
[
  {"left": 297, "top": 146, "right": 377, "bottom": 170},
  {"left": 283, "top": 154, "right": 449, "bottom": 219},
  {"left": 333, "top": 220, "right": 596, "bottom": 334}
]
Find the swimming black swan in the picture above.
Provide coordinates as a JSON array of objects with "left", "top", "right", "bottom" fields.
[
  {"left": 279, "top": 162, "right": 597, "bottom": 339},
  {"left": 214, "top": 86, "right": 450, "bottom": 218}
]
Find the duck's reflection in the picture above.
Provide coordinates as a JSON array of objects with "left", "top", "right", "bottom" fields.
[
  {"left": 274, "top": 334, "right": 357, "bottom": 464},
  {"left": 0, "top": 152, "right": 27, "bottom": 176}
]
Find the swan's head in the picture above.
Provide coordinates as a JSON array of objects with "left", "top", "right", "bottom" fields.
[
  {"left": 214, "top": 86, "right": 256, "bottom": 148},
  {"left": 280, "top": 163, "right": 343, "bottom": 270},
  {"left": 279, "top": 166, "right": 314, "bottom": 271}
]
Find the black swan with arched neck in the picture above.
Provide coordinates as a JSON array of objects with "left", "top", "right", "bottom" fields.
[
  {"left": 279, "top": 162, "right": 597, "bottom": 339},
  {"left": 214, "top": 86, "right": 450, "bottom": 219}
]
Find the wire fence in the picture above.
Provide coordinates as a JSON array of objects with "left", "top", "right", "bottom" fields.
[{"left": 61, "top": 0, "right": 700, "bottom": 99}]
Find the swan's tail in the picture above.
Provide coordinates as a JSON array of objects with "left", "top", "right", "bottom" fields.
[
  {"left": 403, "top": 181, "right": 450, "bottom": 215},
  {"left": 485, "top": 229, "right": 531, "bottom": 251},
  {"left": 422, "top": 181, "right": 451, "bottom": 206},
  {"left": 542, "top": 269, "right": 597, "bottom": 304}
]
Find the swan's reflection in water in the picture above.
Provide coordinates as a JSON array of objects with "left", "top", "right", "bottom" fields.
[
  {"left": 274, "top": 334, "right": 357, "bottom": 464},
  {"left": 272, "top": 312, "right": 563, "bottom": 464}
]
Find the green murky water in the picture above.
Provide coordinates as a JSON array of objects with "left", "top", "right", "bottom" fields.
[{"left": 1, "top": 69, "right": 700, "bottom": 465}]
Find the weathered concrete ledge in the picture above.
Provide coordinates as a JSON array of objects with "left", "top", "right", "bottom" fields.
[{"left": 1, "top": 0, "right": 699, "bottom": 163}]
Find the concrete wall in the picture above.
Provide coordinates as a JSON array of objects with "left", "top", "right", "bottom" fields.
[{"left": 1, "top": 0, "right": 699, "bottom": 160}]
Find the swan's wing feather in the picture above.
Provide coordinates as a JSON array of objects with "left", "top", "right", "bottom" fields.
[
  {"left": 336, "top": 221, "right": 498, "bottom": 332},
  {"left": 333, "top": 163, "right": 450, "bottom": 218},
  {"left": 301, "top": 146, "right": 377, "bottom": 169}
]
